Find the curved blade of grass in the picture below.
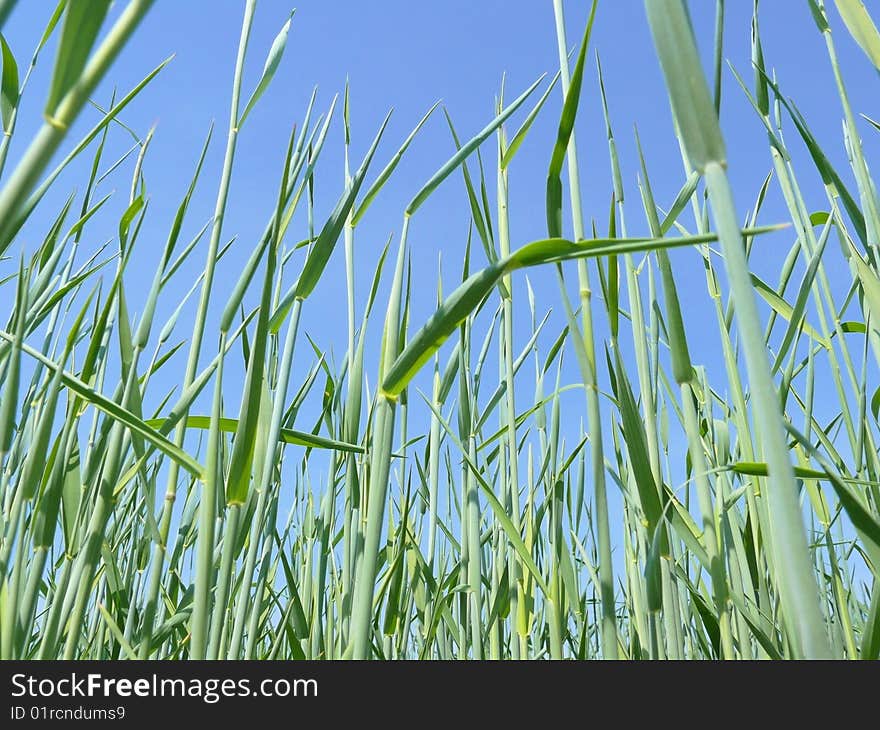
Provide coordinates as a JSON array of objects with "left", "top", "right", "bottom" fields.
[
  {"left": 44, "top": 0, "right": 112, "bottom": 118},
  {"left": 546, "top": 0, "right": 596, "bottom": 238},
  {"left": 0, "top": 33, "right": 18, "bottom": 131},
  {"left": 382, "top": 227, "right": 777, "bottom": 396},
  {"left": 237, "top": 10, "right": 295, "bottom": 128},
  {"left": 751, "top": 273, "right": 827, "bottom": 347},
  {"left": 834, "top": 0, "right": 880, "bottom": 71},
  {"left": 145, "top": 415, "right": 363, "bottom": 453},
  {"left": 771, "top": 216, "right": 833, "bottom": 371},
  {"left": 500, "top": 72, "right": 559, "bottom": 169},
  {"left": 352, "top": 101, "right": 440, "bottom": 225},
  {"left": 406, "top": 74, "right": 543, "bottom": 216},
  {"left": 268, "top": 111, "right": 391, "bottom": 332},
  {"left": 0, "top": 328, "right": 203, "bottom": 477},
  {"left": 34, "top": 2, "right": 65, "bottom": 54},
  {"left": 224, "top": 131, "right": 295, "bottom": 506},
  {"left": 660, "top": 170, "right": 700, "bottom": 234},
  {"left": 293, "top": 111, "right": 390, "bottom": 301},
  {"left": 613, "top": 350, "right": 666, "bottom": 548}
]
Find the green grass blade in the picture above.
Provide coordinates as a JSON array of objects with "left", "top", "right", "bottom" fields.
[
  {"left": 45, "top": 0, "right": 112, "bottom": 118},
  {"left": 237, "top": 10, "right": 295, "bottom": 128},
  {"left": 834, "top": 0, "right": 880, "bottom": 71},
  {"left": 406, "top": 75, "right": 543, "bottom": 216}
]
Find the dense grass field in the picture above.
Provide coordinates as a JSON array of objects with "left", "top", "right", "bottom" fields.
[{"left": 1, "top": 0, "right": 879, "bottom": 660}]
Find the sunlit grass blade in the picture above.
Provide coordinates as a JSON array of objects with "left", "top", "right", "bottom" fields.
[{"left": 646, "top": 0, "right": 833, "bottom": 658}]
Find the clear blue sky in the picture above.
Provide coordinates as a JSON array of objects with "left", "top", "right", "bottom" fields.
[{"left": 2, "top": 2, "right": 877, "bottom": 495}]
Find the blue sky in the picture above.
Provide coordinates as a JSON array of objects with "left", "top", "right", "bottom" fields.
[
  {"left": 2, "top": 2, "right": 878, "bottom": 539},
  {"left": 4, "top": 2, "right": 875, "bottom": 359}
]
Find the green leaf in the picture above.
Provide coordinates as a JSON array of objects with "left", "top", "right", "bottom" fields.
[
  {"left": 0, "top": 33, "right": 18, "bottom": 131},
  {"left": 834, "top": 0, "right": 880, "bottom": 72},
  {"left": 0, "top": 256, "right": 25, "bottom": 453},
  {"left": 0, "top": 328, "right": 204, "bottom": 478},
  {"left": 750, "top": 273, "right": 828, "bottom": 347},
  {"left": 269, "top": 111, "right": 391, "bottom": 331},
  {"left": 118, "top": 194, "right": 144, "bottom": 252},
  {"left": 840, "top": 320, "right": 867, "bottom": 334},
  {"left": 500, "top": 72, "right": 558, "bottom": 169},
  {"left": 352, "top": 101, "right": 440, "bottom": 225},
  {"left": 732, "top": 461, "right": 827, "bottom": 481},
  {"left": 645, "top": 0, "right": 727, "bottom": 171},
  {"left": 785, "top": 424, "right": 880, "bottom": 568},
  {"left": 37, "top": 1, "right": 67, "bottom": 57},
  {"left": 382, "top": 226, "right": 778, "bottom": 397},
  {"left": 406, "top": 75, "right": 543, "bottom": 216},
  {"left": 294, "top": 111, "right": 390, "bottom": 301},
  {"left": 145, "top": 415, "right": 363, "bottom": 453},
  {"left": 546, "top": 0, "right": 597, "bottom": 238},
  {"left": 382, "top": 261, "right": 503, "bottom": 398},
  {"left": 771, "top": 217, "right": 833, "bottom": 372},
  {"left": 851, "top": 247, "right": 880, "bottom": 335},
  {"left": 613, "top": 350, "right": 666, "bottom": 549},
  {"left": 644, "top": 522, "right": 665, "bottom": 612},
  {"left": 45, "top": 0, "right": 112, "bottom": 118},
  {"left": 238, "top": 11, "right": 295, "bottom": 128}
]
